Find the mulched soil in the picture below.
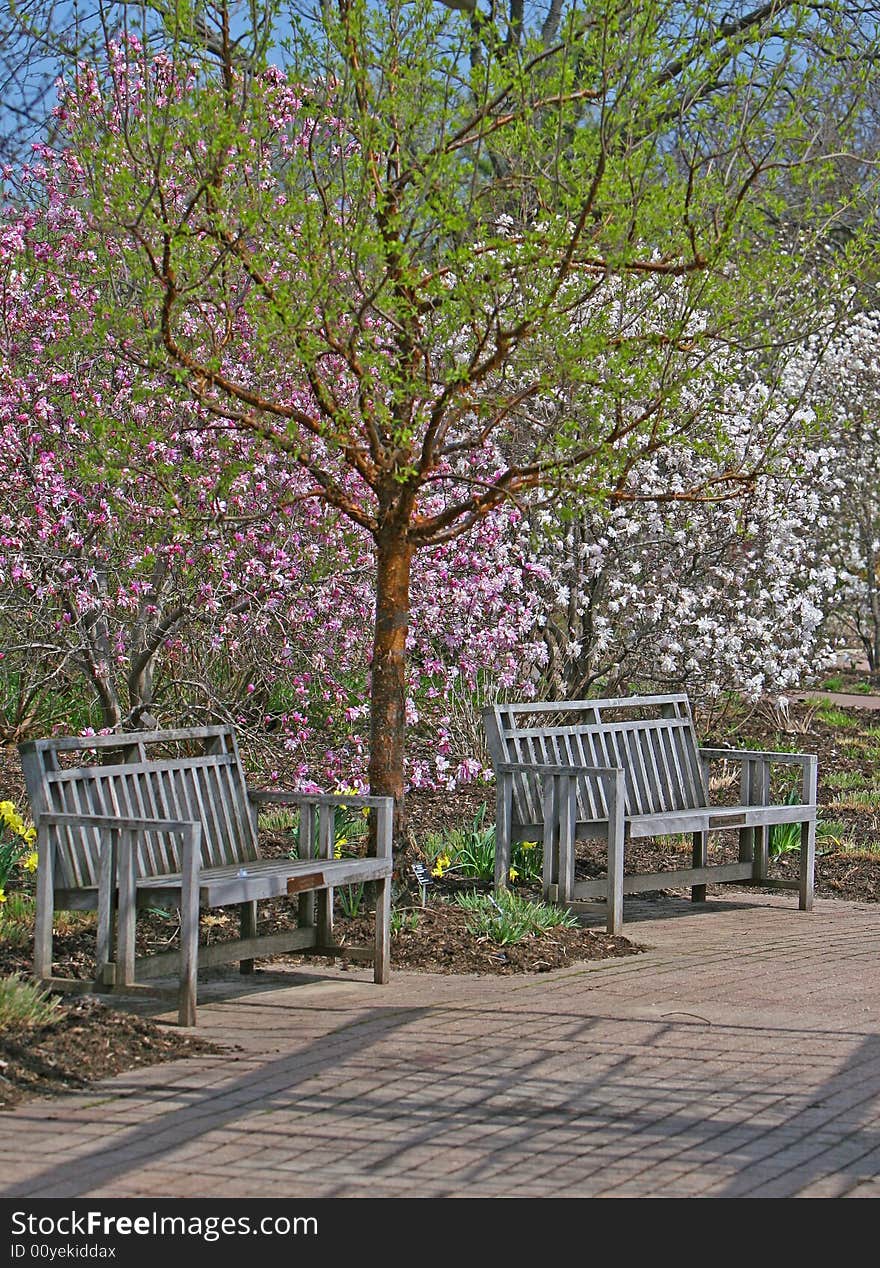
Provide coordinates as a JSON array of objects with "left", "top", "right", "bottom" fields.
[
  {"left": 0, "top": 995, "right": 220, "bottom": 1110},
  {"left": 3, "top": 682, "right": 880, "bottom": 1109},
  {"left": 328, "top": 903, "right": 640, "bottom": 975}
]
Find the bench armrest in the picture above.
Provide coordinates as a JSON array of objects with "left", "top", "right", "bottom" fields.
[
  {"left": 246, "top": 789, "right": 394, "bottom": 860},
  {"left": 247, "top": 790, "right": 393, "bottom": 809},
  {"left": 699, "top": 748, "right": 818, "bottom": 807},
  {"left": 699, "top": 747, "right": 815, "bottom": 766},
  {"left": 36, "top": 812, "right": 203, "bottom": 992}
]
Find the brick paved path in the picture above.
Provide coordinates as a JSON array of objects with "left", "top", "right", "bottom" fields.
[{"left": 1, "top": 893, "right": 879, "bottom": 1198}]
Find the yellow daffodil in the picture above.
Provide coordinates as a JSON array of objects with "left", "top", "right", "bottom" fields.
[
  {"left": 24, "top": 852, "right": 38, "bottom": 872},
  {"left": 431, "top": 852, "right": 451, "bottom": 878},
  {"left": 521, "top": 841, "right": 537, "bottom": 851},
  {"left": 0, "top": 801, "right": 32, "bottom": 841},
  {"left": 509, "top": 866, "right": 520, "bottom": 882},
  {"left": 0, "top": 889, "right": 6, "bottom": 905}
]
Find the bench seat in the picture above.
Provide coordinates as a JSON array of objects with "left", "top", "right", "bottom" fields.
[
  {"left": 53, "top": 855, "right": 394, "bottom": 910},
  {"left": 627, "top": 801, "right": 816, "bottom": 839}
]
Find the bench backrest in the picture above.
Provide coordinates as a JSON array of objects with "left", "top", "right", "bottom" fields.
[
  {"left": 18, "top": 726, "right": 258, "bottom": 888},
  {"left": 484, "top": 695, "right": 708, "bottom": 825}
]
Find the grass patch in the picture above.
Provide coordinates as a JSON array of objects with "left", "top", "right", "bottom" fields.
[
  {"left": 834, "top": 841, "right": 880, "bottom": 859},
  {"left": 770, "top": 736, "right": 810, "bottom": 753},
  {"left": 822, "top": 675, "right": 875, "bottom": 695},
  {"left": 0, "top": 975, "right": 61, "bottom": 1030},
  {"left": 839, "top": 737, "right": 879, "bottom": 758},
  {"left": 823, "top": 770, "right": 867, "bottom": 790},
  {"left": 828, "top": 789, "right": 880, "bottom": 811},
  {"left": 815, "top": 704, "right": 860, "bottom": 729},
  {"left": 257, "top": 807, "right": 298, "bottom": 834},
  {"left": 455, "top": 890, "right": 578, "bottom": 945}
]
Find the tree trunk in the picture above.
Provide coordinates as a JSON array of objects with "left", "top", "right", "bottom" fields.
[{"left": 368, "top": 523, "right": 413, "bottom": 853}]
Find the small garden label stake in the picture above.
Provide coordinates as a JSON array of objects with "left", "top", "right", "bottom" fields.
[{"left": 410, "top": 863, "right": 432, "bottom": 907}]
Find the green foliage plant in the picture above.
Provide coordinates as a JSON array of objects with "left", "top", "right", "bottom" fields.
[
  {"left": 823, "top": 771, "right": 866, "bottom": 791},
  {"left": 768, "top": 792, "right": 804, "bottom": 858},
  {"left": 0, "top": 892, "right": 36, "bottom": 947},
  {"left": 0, "top": 975, "right": 61, "bottom": 1029},
  {"left": 337, "top": 882, "right": 365, "bottom": 918},
  {"left": 455, "top": 889, "right": 578, "bottom": 945},
  {"left": 817, "top": 819, "right": 847, "bottom": 846},
  {"left": 426, "top": 807, "right": 541, "bottom": 885},
  {"left": 391, "top": 909, "right": 421, "bottom": 934}
]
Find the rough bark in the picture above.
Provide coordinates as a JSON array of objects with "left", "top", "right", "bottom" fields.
[{"left": 368, "top": 523, "right": 414, "bottom": 852}]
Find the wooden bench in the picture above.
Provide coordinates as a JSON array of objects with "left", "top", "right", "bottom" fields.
[
  {"left": 18, "top": 725, "right": 393, "bottom": 1025},
  {"left": 484, "top": 694, "right": 817, "bottom": 934}
]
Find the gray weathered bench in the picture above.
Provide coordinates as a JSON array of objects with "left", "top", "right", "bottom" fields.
[
  {"left": 484, "top": 694, "right": 817, "bottom": 933},
  {"left": 19, "top": 725, "right": 393, "bottom": 1025}
]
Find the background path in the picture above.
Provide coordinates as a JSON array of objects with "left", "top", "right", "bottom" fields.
[{"left": 794, "top": 690, "right": 880, "bottom": 710}]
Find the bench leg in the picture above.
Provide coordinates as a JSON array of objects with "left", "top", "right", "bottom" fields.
[
  {"left": 96, "top": 828, "right": 117, "bottom": 985},
  {"left": 297, "top": 892, "right": 316, "bottom": 929},
  {"left": 799, "top": 818, "right": 815, "bottom": 912},
  {"left": 738, "top": 759, "right": 756, "bottom": 867},
  {"left": 799, "top": 757, "right": 817, "bottom": 912},
  {"left": 753, "top": 825, "right": 769, "bottom": 884},
  {"left": 33, "top": 838, "right": 55, "bottom": 982},
  {"left": 556, "top": 776, "right": 574, "bottom": 904},
  {"left": 178, "top": 826, "right": 200, "bottom": 1027},
  {"left": 374, "top": 874, "right": 391, "bottom": 984},
  {"left": 691, "top": 831, "right": 707, "bottom": 903},
  {"left": 607, "top": 772, "right": 625, "bottom": 936},
  {"left": 116, "top": 829, "right": 136, "bottom": 988},
  {"left": 316, "top": 888, "right": 334, "bottom": 946},
  {"left": 540, "top": 777, "right": 559, "bottom": 902},
  {"left": 494, "top": 775, "right": 513, "bottom": 891},
  {"left": 239, "top": 900, "right": 257, "bottom": 974}
]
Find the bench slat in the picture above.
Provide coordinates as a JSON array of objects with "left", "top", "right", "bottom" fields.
[{"left": 622, "top": 728, "right": 646, "bottom": 815}]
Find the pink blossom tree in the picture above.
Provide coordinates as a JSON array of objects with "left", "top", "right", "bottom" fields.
[{"left": 1, "top": 161, "right": 545, "bottom": 775}]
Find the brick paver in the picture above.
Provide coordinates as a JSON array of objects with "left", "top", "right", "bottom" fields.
[{"left": 1, "top": 892, "right": 879, "bottom": 1198}]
